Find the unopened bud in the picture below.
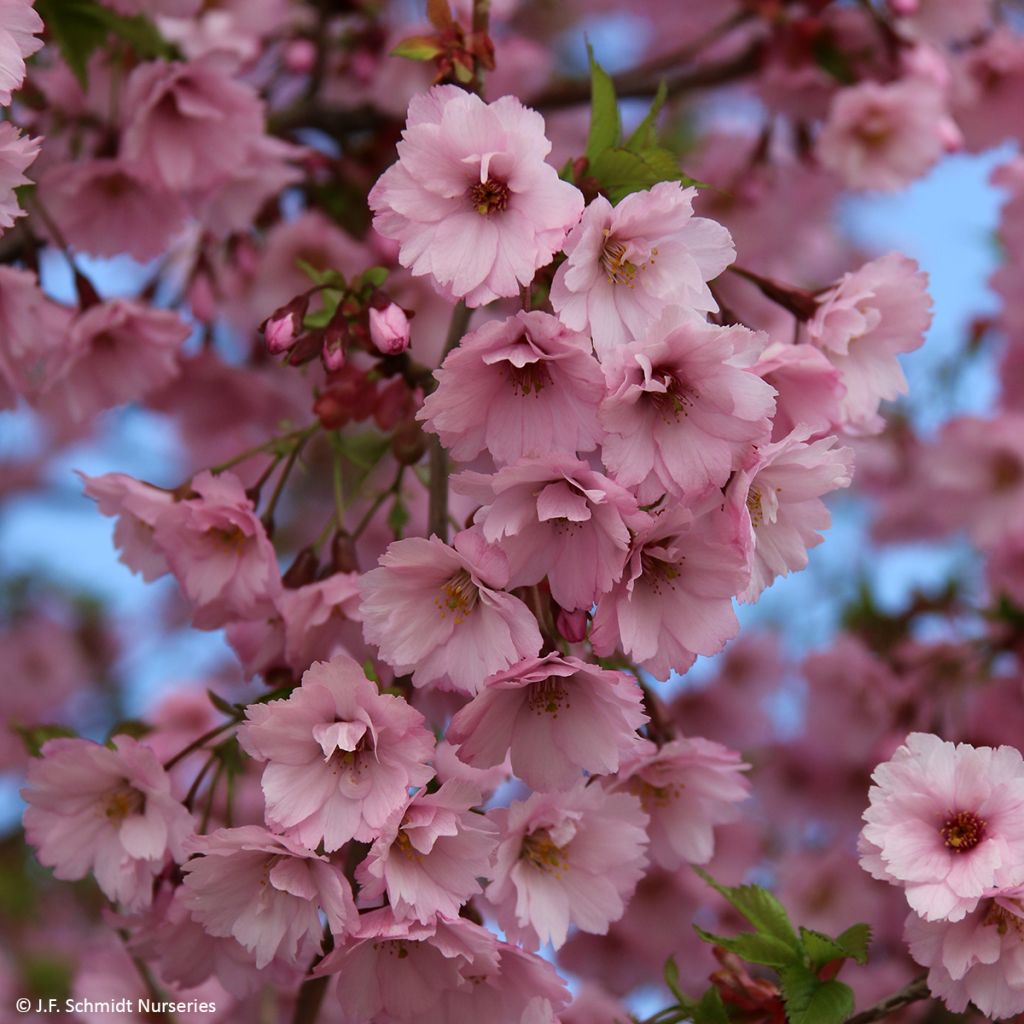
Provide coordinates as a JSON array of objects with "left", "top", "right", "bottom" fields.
[
  {"left": 391, "top": 419, "right": 427, "bottom": 465},
  {"left": 556, "top": 607, "right": 588, "bottom": 644},
  {"left": 283, "top": 546, "right": 319, "bottom": 588},
  {"left": 369, "top": 303, "right": 411, "bottom": 356},
  {"left": 330, "top": 531, "right": 360, "bottom": 574},
  {"left": 321, "top": 316, "right": 350, "bottom": 373},
  {"left": 262, "top": 295, "right": 310, "bottom": 354}
]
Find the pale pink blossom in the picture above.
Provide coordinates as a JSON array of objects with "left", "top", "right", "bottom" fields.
[
  {"left": 276, "top": 572, "right": 363, "bottom": 672},
  {"left": 817, "top": 79, "right": 951, "bottom": 192},
  {"left": 892, "top": 0, "right": 992, "bottom": 45},
  {"left": 485, "top": 784, "right": 649, "bottom": 949},
  {"left": 180, "top": 825, "right": 355, "bottom": 968},
  {"left": 369, "top": 85, "right": 584, "bottom": 306},
  {"left": 37, "top": 159, "right": 187, "bottom": 261},
  {"left": 121, "top": 57, "right": 265, "bottom": 193},
  {"left": 315, "top": 909, "right": 569, "bottom": 1024},
  {"left": 357, "top": 779, "right": 498, "bottom": 923},
  {"left": 447, "top": 653, "right": 648, "bottom": 792},
  {"left": 39, "top": 300, "right": 189, "bottom": 423},
  {"left": 600, "top": 308, "right": 776, "bottom": 503},
  {"left": 101, "top": 0, "right": 201, "bottom": 14},
  {"left": 153, "top": 470, "right": 282, "bottom": 629},
  {"left": 752, "top": 341, "right": 845, "bottom": 441},
  {"left": 237, "top": 654, "right": 434, "bottom": 850},
  {"left": 418, "top": 310, "right": 605, "bottom": 466},
  {"left": 726, "top": 429, "right": 853, "bottom": 602},
  {"left": 22, "top": 736, "right": 194, "bottom": 910},
  {"left": 369, "top": 303, "right": 411, "bottom": 356},
  {"left": 606, "top": 736, "right": 750, "bottom": 869},
  {"left": 455, "top": 456, "right": 647, "bottom": 611},
  {"left": 591, "top": 504, "right": 751, "bottom": 680},
  {"left": 359, "top": 529, "right": 542, "bottom": 695},
  {"left": 952, "top": 28, "right": 1024, "bottom": 153},
  {"left": 808, "top": 252, "right": 932, "bottom": 434},
  {"left": 0, "top": 0, "right": 43, "bottom": 105},
  {"left": 550, "top": 181, "right": 735, "bottom": 357},
  {"left": 79, "top": 472, "right": 173, "bottom": 581},
  {"left": 905, "top": 890, "right": 1024, "bottom": 1019},
  {"left": 0, "top": 123, "right": 37, "bottom": 234},
  {"left": 860, "top": 733, "right": 1024, "bottom": 922}
]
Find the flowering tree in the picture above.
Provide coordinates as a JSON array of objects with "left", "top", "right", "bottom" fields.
[{"left": 2, "top": 0, "right": 1024, "bottom": 1022}]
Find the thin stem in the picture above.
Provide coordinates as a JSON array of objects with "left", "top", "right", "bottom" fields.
[
  {"left": 207, "top": 424, "right": 317, "bottom": 476},
  {"left": 262, "top": 424, "right": 318, "bottom": 528},
  {"left": 182, "top": 750, "right": 218, "bottom": 811},
  {"left": 352, "top": 463, "right": 406, "bottom": 540},
  {"left": 163, "top": 719, "right": 236, "bottom": 770},
  {"left": 729, "top": 265, "right": 819, "bottom": 321},
  {"left": 200, "top": 758, "right": 225, "bottom": 833},
  {"left": 847, "top": 975, "right": 930, "bottom": 1024},
  {"left": 471, "top": 0, "right": 491, "bottom": 95}
]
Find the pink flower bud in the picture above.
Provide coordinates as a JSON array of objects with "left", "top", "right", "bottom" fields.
[
  {"left": 556, "top": 607, "right": 588, "bottom": 644},
  {"left": 264, "top": 311, "right": 299, "bottom": 354},
  {"left": 889, "top": 0, "right": 918, "bottom": 13},
  {"left": 283, "top": 38, "right": 317, "bottom": 75},
  {"left": 368, "top": 304, "right": 411, "bottom": 356}
]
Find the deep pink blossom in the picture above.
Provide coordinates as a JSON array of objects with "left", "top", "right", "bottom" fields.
[
  {"left": 606, "top": 736, "right": 750, "bottom": 869},
  {"left": 752, "top": 341, "right": 845, "bottom": 441},
  {"left": 860, "top": 733, "right": 1024, "bottom": 921},
  {"left": 0, "top": 0, "right": 43, "bottom": 105},
  {"left": 905, "top": 890, "right": 1024, "bottom": 1019},
  {"left": 591, "top": 504, "right": 751, "bottom": 679},
  {"left": 237, "top": 654, "right": 434, "bottom": 850},
  {"left": 599, "top": 308, "right": 776, "bottom": 503},
  {"left": 726, "top": 428, "right": 854, "bottom": 602},
  {"left": 359, "top": 529, "right": 542, "bottom": 694},
  {"left": 550, "top": 182, "right": 735, "bottom": 357},
  {"left": 369, "top": 303, "right": 411, "bottom": 355},
  {"left": 121, "top": 57, "right": 266, "bottom": 193},
  {"left": 0, "top": 123, "right": 37, "bottom": 234},
  {"left": 486, "top": 784, "right": 649, "bottom": 949},
  {"left": 154, "top": 469, "right": 282, "bottom": 629},
  {"left": 455, "top": 456, "right": 648, "bottom": 610},
  {"left": 180, "top": 825, "right": 355, "bottom": 968},
  {"left": 418, "top": 310, "right": 605, "bottom": 466},
  {"left": 22, "top": 736, "right": 194, "bottom": 910},
  {"left": 447, "top": 653, "right": 648, "bottom": 792},
  {"left": 808, "top": 252, "right": 932, "bottom": 434},
  {"left": 356, "top": 779, "right": 498, "bottom": 923},
  {"left": 369, "top": 85, "right": 584, "bottom": 306}
]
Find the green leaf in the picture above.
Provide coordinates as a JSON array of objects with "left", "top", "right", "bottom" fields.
[
  {"left": 588, "top": 146, "right": 693, "bottom": 203},
  {"left": 663, "top": 955, "right": 686, "bottom": 1005},
  {"left": 695, "top": 869, "right": 802, "bottom": 952},
  {"left": 360, "top": 266, "right": 390, "bottom": 289},
  {"left": 13, "top": 723, "right": 77, "bottom": 758},
  {"left": 36, "top": 0, "right": 170, "bottom": 88},
  {"left": 780, "top": 965, "right": 854, "bottom": 1024},
  {"left": 694, "top": 925, "right": 802, "bottom": 969},
  {"left": 363, "top": 659, "right": 379, "bottom": 682},
  {"left": 106, "top": 719, "right": 153, "bottom": 742},
  {"left": 207, "top": 689, "right": 239, "bottom": 718},
  {"left": 833, "top": 923, "right": 872, "bottom": 966},
  {"left": 625, "top": 79, "right": 668, "bottom": 153},
  {"left": 692, "top": 987, "right": 730, "bottom": 1024},
  {"left": 304, "top": 288, "right": 343, "bottom": 329},
  {"left": 390, "top": 35, "right": 444, "bottom": 61},
  {"left": 295, "top": 259, "right": 344, "bottom": 288},
  {"left": 387, "top": 496, "right": 410, "bottom": 538},
  {"left": 585, "top": 44, "right": 620, "bottom": 162},
  {"left": 342, "top": 431, "right": 391, "bottom": 471}
]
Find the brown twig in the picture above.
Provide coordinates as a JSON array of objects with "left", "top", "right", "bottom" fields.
[{"left": 846, "top": 975, "right": 931, "bottom": 1024}]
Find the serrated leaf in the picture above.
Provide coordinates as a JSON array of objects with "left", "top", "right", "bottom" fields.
[
  {"left": 694, "top": 925, "right": 802, "bottom": 968},
  {"left": 625, "top": 79, "right": 668, "bottom": 153},
  {"left": 585, "top": 44, "right": 620, "bottom": 162},
  {"left": 799, "top": 928, "right": 848, "bottom": 971},
  {"left": 693, "top": 987, "right": 730, "bottom": 1024},
  {"left": 834, "top": 923, "right": 872, "bottom": 966},
  {"left": 780, "top": 966, "right": 854, "bottom": 1024},
  {"left": 695, "top": 869, "right": 802, "bottom": 951},
  {"left": 390, "top": 35, "right": 444, "bottom": 61}
]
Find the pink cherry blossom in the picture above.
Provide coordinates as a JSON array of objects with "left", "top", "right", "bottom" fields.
[
  {"left": 454, "top": 456, "right": 648, "bottom": 611},
  {"left": 860, "top": 733, "right": 1024, "bottom": 922},
  {"left": 726, "top": 428, "right": 854, "bottom": 603},
  {"left": 905, "top": 890, "right": 1024, "bottom": 1019},
  {"left": 121, "top": 57, "right": 266, "bottom": 193},
  {"left": 39, "top": 300, "right": 189, "bottom": 423},
  {"left": 154, "top": 469, "right": 282, "bottom": 629},
  {"left": 418, "top": 310, "right": 605, "bottom": 466},
  {"left": 79, "top": 472, "right": 173, "bottom": 581},
  {"left": 369, "top": 302, "right": 411, "bottom": 355},
  {"left": 179, "top": 825, "right": 355, "bottom": 969},
  {"left": 22, "top": 736, "right": 194, "bottom": 910},
  {"left": 752, "top": 340, "right": 845, "bottom": 441},
  {"left": 606, "top": 736, "right": 750, "bottom": 869},
  {"left": 485, "top": 784, "right": 649, "bottom": 949},
  {"left": 356, "top": 779, "right": 498, "bottom": 923},
  {"left": 36, "top": 159, "right": 187, "bottom": 261},
  {"left": 817, "top": 78, "right": 951, "bottom": 192},
  {"left": 550, "top": 181, "right": 735, "bottom": 357},
  {"left": 359, "top": 529, "right": 542, "bottom": 694},
  {"left": 0, "top": 123, "right": 37, "bottom": 234},
  {"left": 369, "top": 84, "right": 584, "bottom": 306},
  {"left": 591, "top": 504, "right": 751, "bottom": 680},
  {"left": 599, "top": 307, "right": 776, "bottom": 503},
  {"left": 893, "top": 0, "right": 993, "bottom": 45},
  {"left": 808, "top": 251, "right": 932, "bottom": 434},
  {"left": 276, "top": 572, "right": 363, "bottom": 672},
  {"left": 447, "top": 653, "right": 648, "bottom": 792},
  {"left": 237, "top": 654, "right": 434, "bottom": 850},
  {"left": 0, "top": 0, "right": 43, "bottom": 105}
]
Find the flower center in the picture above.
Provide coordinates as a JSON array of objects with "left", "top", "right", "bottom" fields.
[
  {"left": 469, "top": 178, "right": 510, "bottom": 215},
  {"left": 941, "top": 810, "right": 986, "bottom": 852},
  {"left": 520, "top": 828, "right": 568, "bottom": 874},
  {"left": 436, "top": 569, "right": 479, "bottom": 625},
  {"left": 629, "top": 777, "right": 683, "bottom": 809},
  {"left": 527, "top": 676, "right": 571, "bottom": 716},
  {"left": 209, "top": 524, "right": 247, "bottom": 552},
  {"left": 747, "top": 488, "right": 764, "bottom": 528},
  {"left": 600, "top": 232, "right": 649, "bottom": 286},
  {"left": 507, "top": 358, "right": 553, "bottom": 396},
  {"left": 640, "top": 551, "right": 681, "bottom": 594},
  {"left": 104, "top": 785, "right": 145, "bottom": 826},
  {"left": 984, "top": 900, "right": 1024, "bottom": 937},
  {"left": 647, "top": 371, "right": 698, "bottom": 422}
]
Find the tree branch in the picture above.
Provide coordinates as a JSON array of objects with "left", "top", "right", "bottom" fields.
[{"left": 846, "top": 975, "right": 930, "bottom": 1024}]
